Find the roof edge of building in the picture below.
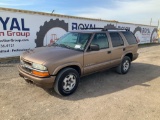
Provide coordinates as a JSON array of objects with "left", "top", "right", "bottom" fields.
[{"left": 0, "top": 7, "right": 157, "bottom": 27}]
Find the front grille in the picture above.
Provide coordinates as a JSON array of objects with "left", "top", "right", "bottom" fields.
[{"left": 22, "top": 67, "right": 32, "bottom": 73}]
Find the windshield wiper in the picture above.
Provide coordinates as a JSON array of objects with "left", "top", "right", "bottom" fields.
[
  {"left": 59, "top": 44, "right": 72, "bottom": 49},
  {"left": 52, "top": 43, "right": 70, "bottom": 48}
]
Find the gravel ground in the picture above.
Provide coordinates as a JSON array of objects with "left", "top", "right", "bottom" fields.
[{"left": 0, "top": 45, "right": 160, "bottom": 120}]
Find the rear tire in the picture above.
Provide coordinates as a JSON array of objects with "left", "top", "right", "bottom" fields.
[
  {"left": 116, "top": 56, "right": 131, "bottom": 74},
  {"left": 54, "top": 68, "right": 79, "bottom": 96}
]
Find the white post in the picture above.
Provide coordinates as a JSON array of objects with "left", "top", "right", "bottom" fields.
[{"left": 150, "top": 18, "right": 152, "bottom": 25}]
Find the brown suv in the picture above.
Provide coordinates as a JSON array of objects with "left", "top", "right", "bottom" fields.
[{"left": 18, "top": 27, "right": 138, "bottom": 96}]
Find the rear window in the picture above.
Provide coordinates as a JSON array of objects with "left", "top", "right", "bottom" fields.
[{"left": 122, "top": 32, "right": 137, "bottom": 44}]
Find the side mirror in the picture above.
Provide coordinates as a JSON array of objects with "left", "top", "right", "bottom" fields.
[{"left": 89, "top": 44, "right": 100, "bottom": 51}]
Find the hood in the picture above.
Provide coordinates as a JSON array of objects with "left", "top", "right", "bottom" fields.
[{"left": 21, "top": 46, "right": 82, "bottom": 65}]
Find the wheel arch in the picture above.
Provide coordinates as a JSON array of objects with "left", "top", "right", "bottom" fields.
[
  {"left": 121, "top": 52, "right": 133, "bottom": 61},
  {"left": 53, "top": 64, "right": 82, "bottom": 76}
]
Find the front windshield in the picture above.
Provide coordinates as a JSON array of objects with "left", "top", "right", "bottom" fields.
[{"left": 54, "top": 32, "right": 92, "bottom": 51}]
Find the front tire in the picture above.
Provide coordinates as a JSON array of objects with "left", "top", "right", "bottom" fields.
[
  {"left": 54, "top": 68, "right": 79, "bottom": 96},
  {"left": 116, "top": 56, "right": 131, "bottom": 74}
]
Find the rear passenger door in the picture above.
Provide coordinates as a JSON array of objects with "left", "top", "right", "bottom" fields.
[{"left": 109, "top": 32, "right": 125, "bottom": 66}]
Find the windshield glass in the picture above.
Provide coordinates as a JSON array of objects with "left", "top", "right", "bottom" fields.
[{"left": 54, "top": 32, "right": 92, "bottom": 51}]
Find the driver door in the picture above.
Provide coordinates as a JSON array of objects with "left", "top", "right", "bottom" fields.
[{"left": 83, "top": 33, "right": 111, "bottom": 75}]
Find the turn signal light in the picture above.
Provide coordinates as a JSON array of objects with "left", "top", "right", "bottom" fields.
[{"left": 32, "top": 70, "right": 49, "bottom": 77}]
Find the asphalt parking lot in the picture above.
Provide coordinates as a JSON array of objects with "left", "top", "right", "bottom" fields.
[{"left": 0, "top": 44, "right": 160, "bottom": 120}]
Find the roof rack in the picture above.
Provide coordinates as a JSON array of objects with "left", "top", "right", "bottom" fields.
[
  {"left": 102, "top": 25, "right": 130, "bottom": 31},
  {"left": 79, "top": 25, "right": 130, "bottom": 31}
]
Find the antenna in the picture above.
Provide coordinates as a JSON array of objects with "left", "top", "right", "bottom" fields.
[{"left": 150, "top": 18, "right": 152, "bottom": 25}]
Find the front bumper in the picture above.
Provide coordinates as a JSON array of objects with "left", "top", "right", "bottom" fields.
[{"left": 18, "top": 65, "right": 55, "bottom": 88}]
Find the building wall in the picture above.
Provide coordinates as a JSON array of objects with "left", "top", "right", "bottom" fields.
[{"left": 0, "top": 8, "right": 158, "bottom": 58}]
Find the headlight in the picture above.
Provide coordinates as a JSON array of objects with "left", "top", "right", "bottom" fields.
[{"left": 32, "top": 63, "right": 47, "bottom": 71}]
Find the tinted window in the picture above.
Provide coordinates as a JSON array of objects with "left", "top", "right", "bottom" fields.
[
  {"left": 110, "top": 32, "right": 124, "bottom": 47},
  {"left": 91, "top": 33, "right": 109, "bottom": 49},
  {"left": 122, "top": 32, "right": 137, "bottom": 44}
]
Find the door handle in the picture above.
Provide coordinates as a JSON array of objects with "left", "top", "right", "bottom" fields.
[
  {"left": 108, "top": 51, "right": 111, "bottom": 54},
  {"left": 123, "top": 48, "right": 126, "bottom": 51}
]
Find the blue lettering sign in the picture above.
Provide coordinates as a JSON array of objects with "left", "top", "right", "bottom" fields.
[
  {"left": 10, "top": 18, "right": 20, "bottom": 30},
  {"left": 0, "top": 17, "right": 30, "bottom": 31},
  {"left": 21, "top": 19, "right": 29, "bottom": 31},
  {"left": 0, "top": 17, "right": 9, "bottom": 30},
  {"left": 72, "top": 23, "right": 96, "bottom": 30},
  {"left": 72, "top": 23, "right": 77, "bottom": 30}
]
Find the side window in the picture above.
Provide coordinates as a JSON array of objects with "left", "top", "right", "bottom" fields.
[
  {"left": 91, "top": 33, "right": 109, "bottom": 49},
  {"left": 110, "top": 32, "right": 124, "bottom": 47},
  {"left": 122, "top": 31, "right": 137, "bottom": 44}
]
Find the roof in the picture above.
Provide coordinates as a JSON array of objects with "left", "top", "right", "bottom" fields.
[
  {"left": 0, "top": 7, "right": 157, "bottom": 27},
  {"left": 70, "top": 30, "right": 103, "bottom": 33}
]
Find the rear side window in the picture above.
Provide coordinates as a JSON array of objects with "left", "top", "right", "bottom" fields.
[
  {"left": 122, "top": 32, "right": 137, "bottom": 44},
  {"left": 110, "top": 32, "right": 124, "bottom": 47}
]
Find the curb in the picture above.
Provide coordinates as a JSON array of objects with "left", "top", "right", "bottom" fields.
[
  {"left": 0, "top": 56, "right": 20, "bottom": 64},
  {"left": 138, "top": 43, "right": 160, "bottom": 48}
]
